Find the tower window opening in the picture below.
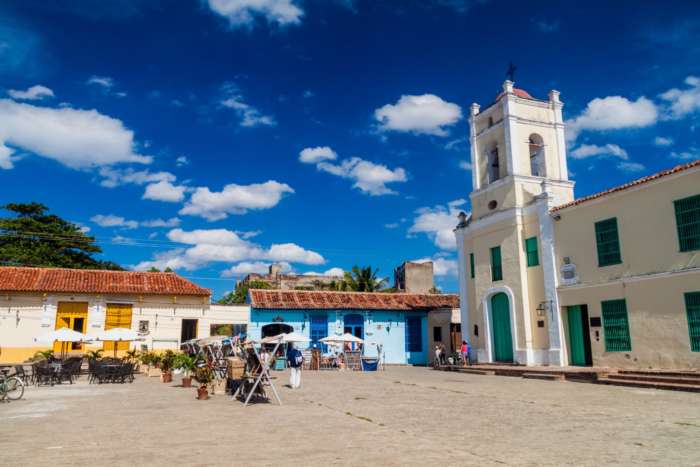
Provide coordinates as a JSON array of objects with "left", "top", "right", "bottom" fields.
[
  {"left": 488, "top": 116, "right": 494, "bottom": 128},
  {"left": 488, "top": 147, "right": 500, "bottom": 183},
  {"left": 529, "top": 134, "right": 545, "bottom": 177}
]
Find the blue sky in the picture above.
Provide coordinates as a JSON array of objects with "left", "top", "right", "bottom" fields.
[{"left": 1, "top": 0, "right": 699, "bottom": 298}]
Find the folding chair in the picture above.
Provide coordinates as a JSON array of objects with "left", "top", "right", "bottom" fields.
[{"left": 232, "top": 343, "right": 282, "bottom": 406}]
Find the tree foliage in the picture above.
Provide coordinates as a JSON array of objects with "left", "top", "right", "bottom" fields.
[
  {"left": 0, "top": 202, "right": 122, "bottom": 270},
  {"left": 342, "top": 266, "right": 386, "bottom": 292},
  {"left": 216, "top": 280, "right": 272, "bottom": 304}
]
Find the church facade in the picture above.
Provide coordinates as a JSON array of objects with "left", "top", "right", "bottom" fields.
[{"left": 455, "top": 80, "right": 700, "bottom": 369}]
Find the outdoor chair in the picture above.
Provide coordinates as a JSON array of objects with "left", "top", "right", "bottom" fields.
[
  {"left": 13, "top": 365, "right": 31, "bottom": 385},
  {"left": 34, "top": 365, "right": 57, "bottom": 386}
]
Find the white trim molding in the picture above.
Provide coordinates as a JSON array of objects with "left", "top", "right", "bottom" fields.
[{"left": 481, "top": 285, "right": 524, "bottom": 365}]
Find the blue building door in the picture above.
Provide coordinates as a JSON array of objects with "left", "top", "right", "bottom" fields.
[
  {"left": 310, "top": 314, "right": 328, "bottom": 351},
  {"left": 344, "top": 314, "right": 364, "bottom": 350},
  {"left": 405, "top": 316, "right": 422, "bottom": 353}
]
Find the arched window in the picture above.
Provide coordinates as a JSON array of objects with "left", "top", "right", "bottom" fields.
[
  {"left": 488, "top": 146, "right": 500, "bottom": 183},
  {"left": 528, "top": 134, "right": 545, "bottom": 177}
]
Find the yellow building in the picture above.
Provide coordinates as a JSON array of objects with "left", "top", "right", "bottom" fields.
[
  {"left": 455, "top": 80, "right": 700, "bottom": 369},
  {"left": 0, "top": 267, "right": 248, "bottom": 363}
]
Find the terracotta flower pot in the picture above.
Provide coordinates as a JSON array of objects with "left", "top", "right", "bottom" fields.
[
  {"left": 161, "top": 371, "right": 173, "bottom": 383},
  {"left": 197, "top": 385, "right": 209, "bottom": 400},
  {"left": 182, "top": 376, "right": 192, "bottom": 388}
]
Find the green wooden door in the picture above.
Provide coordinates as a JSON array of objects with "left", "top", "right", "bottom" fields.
[
  {"left": 567, "top": 306, "right": 587, "bottom": 366},
  {"left": 491, "top": 293, "right": 513, "bottom": 362}
]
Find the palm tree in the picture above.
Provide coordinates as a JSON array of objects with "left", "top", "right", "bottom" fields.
[{"left": 343, "top": 266, "right": 386, "bottom": 292}]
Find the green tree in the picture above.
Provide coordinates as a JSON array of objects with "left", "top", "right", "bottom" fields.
[
  {"left": 0, "top": 202, "right": 122, "bottom": 270},
  {"left": 216, "top": 280, "right": 272, "bottom": 304},
  {"left": 342, "top": 266, "right": 386, "bottom": 292}
]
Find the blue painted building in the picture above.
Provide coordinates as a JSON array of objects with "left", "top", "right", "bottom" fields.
[{"left": 248, "top": 289, "right": 459, "bottom": 365}]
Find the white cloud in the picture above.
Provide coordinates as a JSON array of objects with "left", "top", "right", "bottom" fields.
[
  {"left": 414, "top": 257, "right": 457, "bottom": 277},
  {"left": 317, "top": 157, "right": 407, "bottom": 195},
  {"left": 374, "top": 94, "right": 462, "bottom": 136},
  {"left": 535, "top": 19, "right": 559, "bottom": 33},
  {"left": 134, "top": 227, "right": 324, "bottom": 271},
  {"left": 617, "top": 161, "right": 646, "bottom": 173},
  {"left": 299, "top": 146, "right": 337, "bottom": 164},
  {"left": 221, "top": 261, "right": 276, "bottom": 277},
  {"left": 140, "top": 217, "right": 180, "bottom": 228},
  {"left": 566, "top": 96, "right": 658, "bottom": 142},
  {"left": 323, "top": 267, "right": 344, "bottom": 277},
  {"left": 409, "top": 199, "right": 466, "bottom": 250},
  {"left": 8, "top": 84, "right": 54, "bottom": 101},
  {"left": 180, "top": 180, "right": 294, "bottom": 221},
  {"left": 91, "top": 214, "right": 138, "bottom": 230},
  {"left": 176, "top": 155, "right": 189, "bottom": 166},
  {"left": 98, "top": 167, "right": 175, "bottom": 188},
  {"left": 220, "top": 82, "right": 276, "bottom": 127},
  {"left": 384, "top": 222, "right": 399, "bottom": 229},
  {"left": 570, "top": 144, "right": 628, "bottom": 160},
  {"left": 659, "top": 76, "right": 700, "bottom": 119},
  {"left": 654, "top": 136, "right": 674, "bottom": 147},
  {"left": 206, "top": 0, "right": 303, "bottom": 28},
  {"left": 0, "top": 99, "right": 151, "bottom": 170},
  {"left": 445, "top": 136, "right": 468, "bottom": 152},
  {"left": 143, "top": 180, "right": 188, "bottom": 202},
  {"left": 86, "top": 75, "right": 114, "bottom": 89},
  {"left": 267, "top": 243, "right": 324, "bottom": 264},
  {"left": 670, "top": 148, "right": 699, "bottom": 161},
  {"left": 458, "top": 160, "right": 473, "bottom": 170},
  {"left": 91, "top": 214, "right": 180, "bottom": 229}
]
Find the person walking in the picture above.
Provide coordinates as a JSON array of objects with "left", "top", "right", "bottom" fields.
[
  {"left": 460, "top": 340, "right": 470, "bottom": 367},
  {"left": 286, "top": 343, "right": 303, "bottom": 389}
]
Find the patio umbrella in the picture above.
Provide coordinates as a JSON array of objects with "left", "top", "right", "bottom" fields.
[
  {"left": 34, "top": 328, "right": 91, "bottom": 359},
  {"left": 89, "top": 328, "right": 143, "bottom": 357},
  {"left": 320, "top": 333, "right": 364, "bottom": 344},
  {"left": 281, "top": 332, "right": 310, "bottom": 343}
]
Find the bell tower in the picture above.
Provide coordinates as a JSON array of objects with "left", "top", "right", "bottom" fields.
[
  {"left": 468, "top": 80, "right": 573, "bottom": 220},
  {"left": 456, "top": 79, "right": 575, "bottom": 367}
]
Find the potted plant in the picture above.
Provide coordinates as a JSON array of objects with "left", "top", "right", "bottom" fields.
[
  {"left": 29, "top": 349, "right": 54, "bottom": 362},
  {"left": 173, "top": 353, "right": 195, "bottom": 388},
  {"left": 159, "top": 350, "right": 176, "bottom": 383},
  {"left": 193, "top": 364, "right": 214, "bottom": 400},
  {"left": 85, "top": 349, "right": 104, "bottom": 361}
]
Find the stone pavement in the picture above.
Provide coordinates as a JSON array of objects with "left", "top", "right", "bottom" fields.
[{"left": 1, "top": 366, "right": 698, "bottom": 466}]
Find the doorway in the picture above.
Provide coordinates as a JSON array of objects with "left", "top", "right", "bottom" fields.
[
  {"left": 343, "top": 314, "right": 364, "bottom": 350},
  {"left": 566, "top": 305, "right": 593, "bottom": 366},
  {"left": 180, "top": 319, "right": 198, "bottom": 343},
  {"left": 261, "top": 323, "right": 293, "bottom": 338},
  {"left": 490, "top": 293, "right": 513, "bottom": 362},
  {"left": 54, "top": 302, "right": 88, "bottom": 352}
]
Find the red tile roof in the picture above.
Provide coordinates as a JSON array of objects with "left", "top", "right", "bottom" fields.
[
  {"left": 0, "top": 267, "right": 210, "bottom": 296},
  {"left": 496, "top": 88, "right": 535, "bottom": 101},
  {"left": 552, "top": 159, "right": 700, "bottom": 213},
  {"left": 249, "top": 289, "right": 459, "bottom": 311}
]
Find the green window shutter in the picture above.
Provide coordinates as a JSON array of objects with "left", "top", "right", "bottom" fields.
[
  {"left": 601, "top": 299, "right": 631, "bottom": 352},
  {"left": 469, "top": 253, "right": 475, "bottom": 279},
  {"left": 595, "top": 218, "right": 622, "bottom": 267},
  {"left": 685, "top": 292, "right": 700, "bottom": 352},
  {"left": 490, "top": 246, "right": 502, "bottom": 281},
  {"left": 525, "top": 236, "right": 539, "bottom": 267},
  {"left": 674, "top": 194, "right": 700, "bottom": 252}
]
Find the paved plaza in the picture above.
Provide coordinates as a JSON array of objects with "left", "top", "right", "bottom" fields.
[{"left": 1, "top": 367, "right": 699, "bottom": 466}]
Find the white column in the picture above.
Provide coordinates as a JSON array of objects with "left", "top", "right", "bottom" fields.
[
  {"left": 548, "top": 90, "right": 568, "bottom": 181},
  {"left": 502, "top": 81, "right": 521, "bottom": 176},
  {"left": 454, "top": 226, "right": 471, "bottom": 356},
  {"left": 469, "top": 103, "right": 481, "bottom": 191},
  {"left": 536, "top": 190, "right": 566, "bottom": 366}
]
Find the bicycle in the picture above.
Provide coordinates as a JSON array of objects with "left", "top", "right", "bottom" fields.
[{"left": 0, "top": 368, "right": 25, "bottom": 402}]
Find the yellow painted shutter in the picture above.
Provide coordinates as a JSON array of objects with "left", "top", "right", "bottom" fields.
[{"left": 104, "top": 304, "right": 133, "bottom": 352}]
